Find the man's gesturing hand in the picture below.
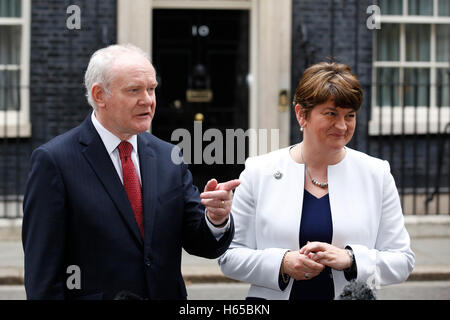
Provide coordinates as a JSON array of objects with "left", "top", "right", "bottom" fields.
[{"left": 200, "top": 178, "right": 240, "bottom": 226}]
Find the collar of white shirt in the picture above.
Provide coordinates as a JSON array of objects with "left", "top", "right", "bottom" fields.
[
  {"left": 91, "top": 111, "right": 138, "bottom": 155},
  {"left": 91, "top": 112, "right": 227, "bottom": 236}
]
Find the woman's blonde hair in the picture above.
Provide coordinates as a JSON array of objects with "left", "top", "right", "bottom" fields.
[{"left": 293, "top": 61, "right": 363, "bottom": 118}]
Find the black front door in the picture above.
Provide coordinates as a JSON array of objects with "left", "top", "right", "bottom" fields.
[{"left": 152, "top": 9, "right": 249, "bottom": 189}]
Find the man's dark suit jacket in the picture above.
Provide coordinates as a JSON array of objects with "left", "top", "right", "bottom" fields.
[{"left": 22, "top": 113, "right": 234, "bottom": 300}]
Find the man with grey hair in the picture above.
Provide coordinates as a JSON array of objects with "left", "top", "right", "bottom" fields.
[{"left": 22, "top": 44, "right": 239, "bottom": 300}]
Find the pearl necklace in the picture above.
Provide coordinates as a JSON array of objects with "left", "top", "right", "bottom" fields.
[{"left": 300, "top": 144, "right": 328, "bottom": 189}]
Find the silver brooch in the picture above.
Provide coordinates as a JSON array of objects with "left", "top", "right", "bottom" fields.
[{"left": 274, "top": 171, "right": 283, "bottom": 180}]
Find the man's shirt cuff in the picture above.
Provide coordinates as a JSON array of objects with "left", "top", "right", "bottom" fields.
[{"left": 204, "top": 211, "right": 230, "bottom": 241}]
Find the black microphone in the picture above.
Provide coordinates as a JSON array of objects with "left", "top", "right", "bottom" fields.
[{"left": 338, "top": 280, "right": 377, "bottom": 300}]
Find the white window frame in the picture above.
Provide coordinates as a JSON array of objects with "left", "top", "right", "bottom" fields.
[
  {"left": 0, "top": 0, "right": 31, "bottom": 138},
  {"left": 370, "top": 0, "right": 450, "bottom": 135}
]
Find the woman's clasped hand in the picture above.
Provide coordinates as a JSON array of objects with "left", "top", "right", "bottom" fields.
[{"left": 282, "top": 242, "right": 352, "bottom": 280}]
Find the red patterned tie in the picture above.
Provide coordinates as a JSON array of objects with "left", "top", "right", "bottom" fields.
[{"left": 117, "top": 141, "right": 144, "bottom": 238}]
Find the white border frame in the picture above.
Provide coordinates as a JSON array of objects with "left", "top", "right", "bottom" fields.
[{"left": 0, "top": 0, "right": 31, "bottom": 138}]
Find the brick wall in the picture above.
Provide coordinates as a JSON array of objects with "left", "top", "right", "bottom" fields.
[
  {"left": 30, "top": 0, "right": 117, "bottom": 146},
  {"left": 0, "top": 0, "right": 116, "bottom": 197}
]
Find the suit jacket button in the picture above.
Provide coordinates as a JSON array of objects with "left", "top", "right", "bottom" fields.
[{"left": 145, "top": 258, "right": 151, "bottom": 267}]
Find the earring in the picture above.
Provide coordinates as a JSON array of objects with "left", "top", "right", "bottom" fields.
[{"left": 300, "top": 126, "right": 303, "bottom": 132}]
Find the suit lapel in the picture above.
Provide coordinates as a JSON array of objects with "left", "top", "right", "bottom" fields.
[
  {"left": 79, "top": 114, "right": 144, "bottom": 248},
  {"left": 137, "top": 134, "right": 157, "bottom": 248}
]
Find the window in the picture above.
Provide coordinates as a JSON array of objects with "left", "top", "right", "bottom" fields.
[
  {"left": 371, "top": 0, "right": 450, "bottom": 135},
  {"left": 0, "top": 0, "right": 30, "bottom": 137}
]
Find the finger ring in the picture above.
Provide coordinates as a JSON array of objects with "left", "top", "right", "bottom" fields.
[
  {"left": 304, "top": 272, "right": 310, "bottom": 279},
  {"left": 221, "top": 200, "right": 225, "bottom": 208}
]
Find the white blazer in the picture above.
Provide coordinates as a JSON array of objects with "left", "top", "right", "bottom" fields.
[{"left": 219, "top": 146, "right": 415, "bottom": 299}]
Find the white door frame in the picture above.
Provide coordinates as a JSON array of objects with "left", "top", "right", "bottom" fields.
[{"left": 117, "top": 0, "right": 291, "bottom": 155}]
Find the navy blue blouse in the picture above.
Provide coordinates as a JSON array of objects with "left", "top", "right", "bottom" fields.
[{"left": 289, "top": 190, "right": 335, "bottom": 300}]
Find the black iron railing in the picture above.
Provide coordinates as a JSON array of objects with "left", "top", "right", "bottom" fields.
[{"left": 354, "top": 77, "right": 450, "bottom": 215}]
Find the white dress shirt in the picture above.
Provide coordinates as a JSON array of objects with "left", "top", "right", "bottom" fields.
[
  {"left": 91, "top": 112, "right": 141, "bottom": 184},
  {"left": 91, "top": 112, "right": 229, "bottom": 238}
]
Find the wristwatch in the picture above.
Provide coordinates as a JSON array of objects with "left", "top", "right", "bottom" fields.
[{"left": 344, "top": 247, "right": 355, "bottom": 272}]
